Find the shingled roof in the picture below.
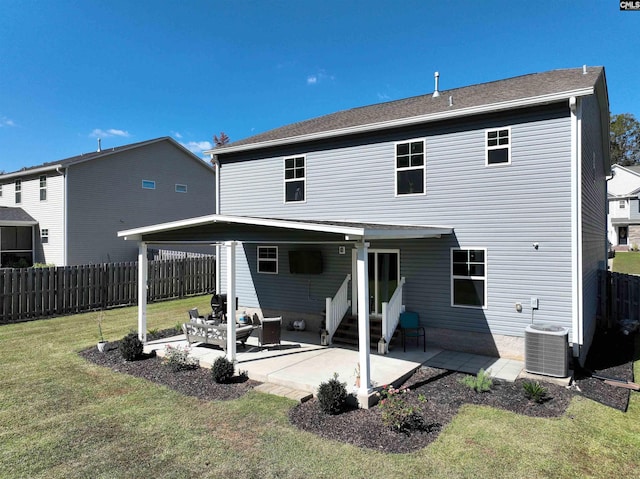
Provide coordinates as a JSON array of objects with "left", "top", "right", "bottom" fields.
[
  {"left": 1, "top": 136, "right": 207, "bottom": 179},
  {"left": 211, "top": 66, "right": 605, "bottom": 154},
  {"left": 0, "top": 207, "right": 37, "bottom": 225}
]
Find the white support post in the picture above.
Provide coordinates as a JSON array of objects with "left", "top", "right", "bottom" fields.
[
  {"left": 215, "top": 243, "right": 221, "bottom": 294},
  {"left": 137, "top": 242, "right": 148, "bottom": 343},
  {"left": 225, "top": 241, "right": 237, "bottom": 362},
  {"left": 356, "top": 242, "right": 372, "bottom": 402}
]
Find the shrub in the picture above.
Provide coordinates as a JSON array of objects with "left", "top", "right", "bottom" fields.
[
  {"left": 163, "top": 345, "right": 198, "bottom": 372},
  {"left": 377, "top": 384, "right": 426, "bottom": 433},
  {"left": 523, "top": 381, "right": 548, "bottom": 403},
  {"left": 119, "top": 332, "right": 144, "bottom": 361},
  {"left": 317, "top": 373, "right": 348, "bottom": 415},
  {"left": 211, "top": 356, "right": 235, "bottom": 383},
  {"left": 460, "top": 368, "right": 493, "bottom": 392}
]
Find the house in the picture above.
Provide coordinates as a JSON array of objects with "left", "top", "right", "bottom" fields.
[
  {"left": 119, "top": 66, "right": 610, "bottom": 403},
  {"left": 0, "top": 137, "right": 216, "bottom": 266},
  {"left": 607, "top": 164, "right": 640, "bottom": 250}
]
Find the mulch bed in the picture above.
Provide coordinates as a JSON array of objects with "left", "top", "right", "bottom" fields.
[
  {"left": 80, "top": 329, "right": 260, "bottom": 401},
  {"left": 80, "top": 328, "right": 636, "bottom": 454}
]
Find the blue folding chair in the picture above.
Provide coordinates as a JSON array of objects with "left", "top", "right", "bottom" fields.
[{"left": 399, "top": 311, "right": 426, "bottom": 352}]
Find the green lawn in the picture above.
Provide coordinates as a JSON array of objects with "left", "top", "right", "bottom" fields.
[
  {"left": 1, "top": 296, "right": 639, "bottom": 478},
  {"left": 612, "top": 251, "right": 640, "bottom": 275}
]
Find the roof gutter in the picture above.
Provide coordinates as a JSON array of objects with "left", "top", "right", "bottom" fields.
[
  {"left": 205, "top": 87, "right": 595, "bottom": 156},
  {"left": 0, "top": 164, "right": 63, "bottom": 181}
]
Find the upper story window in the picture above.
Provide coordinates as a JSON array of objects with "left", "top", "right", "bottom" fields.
[
  {"left": 396, "top": 140, "right": 425, "bottom": 195},
  {"left": 142, "top": 180, "right": 156, "bottom": 190},
  {"left": 257, "top": 246, "right": 278, "bottom": 274},
  {"left": 284, "top": 156, "right": 305, "bottom": 202},
  {"left": 0, "top": 184, "right": 3, "bottom": 197},
  {"left": 175, "top": 184, "right": 187, "bottom": 193},
  {"left": 15, "top": 179, "right": 21, "bottom": 204},
  {"left": 619, "top": 200, "right": 626, "bottom": 209},
  {"left": 39, "top": 175, "right": 47, "bottom": 201},
  {"left": 41, "top": 229, "right": 49, "bottom": 244},
  {"left": 451, "top": 248, "right": 486, "bottom": 308},
  {"left": 486, "top": 127, "right": 511, "bottom": 165}
]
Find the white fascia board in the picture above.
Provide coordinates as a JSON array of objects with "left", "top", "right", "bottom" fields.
[
  {"left": 206, "top": 88, "right": 594, "bottom": 156},
  {"left": 0, "top": 220, "right": 39, "bottom": 226},
  {"left": 0, "top": 164, "right": 63, "bottom": 180},
  {"left": 118, "top": 214, "right": 219, "bottom": 239}
]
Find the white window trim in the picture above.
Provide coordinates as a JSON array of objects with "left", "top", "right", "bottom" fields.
[
  {"left": 619, "top": 200, "right": 626, "bottom": 209},
  {"left": 283, "top": 155, "right": 306, "bottom": 204},
  {"left": 450, "top": 247, "right": 487, "bottom": 309},
  {"left": 142, "top": 180, "right": 156, "bottom": 190},
  {"left": 485, "top": 127, "right": 511, "bottom": 166},
  {"left": 39, "top": 175, "right": 47, "bottom": 202},
  {"left": 394, "top": 138, "right": 426, "bottom": 197},
  {"left": 175, "top": 184, "right": 187, "bottom": 193},
  {"left": 0, "top": 184, "right": 3, "bottom": 197},
  {"left": 257, "top": 246, "right": 278, "bottom": 274},
  {"left": 15, "top": 179, "right": 21, "bottom": 204},
  {"left": 41, "top": 229, "right": 49, "bottom": 244}
]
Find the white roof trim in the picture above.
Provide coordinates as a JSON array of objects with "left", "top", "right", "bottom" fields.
[
  {"left": 118, "top": 214, "right": 453, "bottom": 241},
  {"left": 0, "top": 220, "right": 39, "bottom": 226},
  {"left": 0, "top": 164, "right": 64, "bottom": 181},
  {"left": 206, "top": 88, "right": 594, "bottom": 155}
]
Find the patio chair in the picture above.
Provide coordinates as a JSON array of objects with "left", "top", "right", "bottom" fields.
[
  {"left": 188, "top": 308, "right": 206, "bottom": 323},
  {"left": 399, "top": 311, "right": 425, "bottom": 352},
  {"left": 257, "top": 316, "right": 282, "bottom": 348}
]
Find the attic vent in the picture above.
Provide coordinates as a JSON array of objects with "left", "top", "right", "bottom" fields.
[{"left": 525, "top": 324, "right": 569, "bottom": 377}]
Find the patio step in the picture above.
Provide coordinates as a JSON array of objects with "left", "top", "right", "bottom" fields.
[
  {"left": 331, "top": 315, "right": 399, "bottom": 348},
  {"left": 254, "top": 383, "right": 314, "bottom": 403}
]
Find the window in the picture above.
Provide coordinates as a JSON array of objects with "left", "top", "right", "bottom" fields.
[
  {"left": 395, "top": 140, "right": 425, "bottom": 195},
  {"left": 41, "top": 229, "right": 49, "bottom": 244},
  {"left": 0, "top": 184, "right": 3, "bottom": 197},
  {"left": 39, "top": 175, "right": 47, "bottom": 201},
  {"left": 284, "top": 156, "right": 305, "bottom": 202},
  {"left": 486, "top": 128, "right": 511, "bottom": 165},
  {"left": 620, "top": 200, "right": 626, "bottom": 209},
  {"left": 451, "top": 248, "right": 486, "bottom": 308},
  {"left": 142, "top": 180, "right": 156, "bottom": 190},
  {"left": 257, "top": 246, "right": 278, "bottom": 274},
  {"left": 15, "top": 179, "right": 21, "bottom": 204},
  {"left": 175, "top": 184, "right": 187, "bottom": 193}
]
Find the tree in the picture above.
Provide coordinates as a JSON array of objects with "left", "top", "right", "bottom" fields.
[
  {"left": 610, "top": 113, "right": 640, "bottom": 166},
  {"left": 213, "top": 132, "right": 230, "bottom": 147}
]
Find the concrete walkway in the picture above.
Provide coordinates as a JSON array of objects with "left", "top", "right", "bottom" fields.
[{"left": 145, "top": 329, "right": 524, "bottom": 404}]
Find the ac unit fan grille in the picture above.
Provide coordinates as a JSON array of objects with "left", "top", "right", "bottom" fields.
[{"left": 525, "top": 325, "right": 569, "bottom": 377}]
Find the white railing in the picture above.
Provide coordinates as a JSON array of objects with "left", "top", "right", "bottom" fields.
[
  {"left": 381, "top": 276, "right": 406, "bottom": 349},
  {"left": 325, "top": 274, "right": 351, "bottom": 344}
]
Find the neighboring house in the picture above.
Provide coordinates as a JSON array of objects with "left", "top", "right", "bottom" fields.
[
  {"left": 607, "top": 164, "right": 640, "bottom": 250},
  {"left": 120, "top": 67, "right": 609, "bottom": 396},
  {"left": 0, "top": 137, "right": 216, "bottom": 266}
]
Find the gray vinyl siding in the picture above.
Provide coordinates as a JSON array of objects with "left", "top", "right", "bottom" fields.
[
  {"left": 67, "top": 141, "right": 215, "bottom": 264},
  {"left": 579, "top": 94, "right": 608, "bottom": 355},
  {"left": 219, "top": 242, "right": 352, "bottom": 314},
  {"left": 219, "top": 106, "right": 576, "bottom": 339},
  {"left": 628, "top": 198, "right": 640, "bottom": 220}
]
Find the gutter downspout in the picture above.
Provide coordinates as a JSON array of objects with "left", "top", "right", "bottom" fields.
[
  {"left": 210, "top": 155, "right": 221, "bottom": 294},
  {"left": 56, "top": 166, "right": 68, "bottom": 266},
  {"left": 569, "top": 96, "right": 583, "bottom": 360}
]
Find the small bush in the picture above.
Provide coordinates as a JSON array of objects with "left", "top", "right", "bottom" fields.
[
  {"left": 377, "top": 384, "right": 426, "bottom": 433},
  {"left": 460, "top": 368, "right": 493, "bottom": 392},
  {"left": 523, "top": 381, "right": 548, "bottom": 403},
  {"left": 317, "top": 373, "right": 348, "bottom": 415},
  {"left": 163, "top": 345, "right": 198, "bottom": 372},
  {"left": 119, "top": 332, "right": 144, "bottom": 361},
  {"left": 211, "top": 356, "right": 235, "bottom": 383}
]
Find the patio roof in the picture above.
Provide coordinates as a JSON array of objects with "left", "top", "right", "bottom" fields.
[
  {"left": 118, "top": 214, "right": 453, "bottom": 243},
  {"left": 0, "top": 207, "right": 38, "bottom": 226}
]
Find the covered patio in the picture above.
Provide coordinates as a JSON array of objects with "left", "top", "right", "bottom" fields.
[{"left": 118, "top": 214, "right": 454, "bottom": 407}]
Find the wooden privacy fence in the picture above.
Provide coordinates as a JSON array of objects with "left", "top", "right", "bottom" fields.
[
  {"left": 0, "top": 257, "right": 216, "bottom": 324},
  {"left": 598, "top": 270, "right": 640, "bottom": 328}
]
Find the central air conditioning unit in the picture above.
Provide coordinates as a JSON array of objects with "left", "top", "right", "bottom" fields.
[{"left": 525, "top": 324, "right": 569, "bottom": 377}]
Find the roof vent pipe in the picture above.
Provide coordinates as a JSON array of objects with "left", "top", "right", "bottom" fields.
[
  {"left": 583, "top": 65, "right": 587, "bottom": 75},
  {"left": 97, "top": 138, "right": 102, "bottom": 152},
  {"left": 449, "top": 95, "right": 453, "bottom": 107},
  {"left": 432, "top": 71, "right": 440, "bottom": 98}
]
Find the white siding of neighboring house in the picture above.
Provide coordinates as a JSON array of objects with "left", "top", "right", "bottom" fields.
[{"left": 0, "top": 172, "right": 66, "bottom": 266}]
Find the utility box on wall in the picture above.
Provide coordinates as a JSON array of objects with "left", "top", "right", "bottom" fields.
[{"left": 524, "top": 324, "right": 569, "bottom": 377}]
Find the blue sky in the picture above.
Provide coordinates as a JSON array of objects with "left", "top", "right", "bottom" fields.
[{"left": 0, "top": 0, "right": 638, "bottom": 173}]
